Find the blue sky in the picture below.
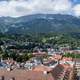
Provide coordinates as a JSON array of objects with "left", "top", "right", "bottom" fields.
[
  {"left": 0, "top": 0, "right": 80, "bottom": 17},
  {"left": 72, "top": 0, "right": 80, "bottom": 3}
]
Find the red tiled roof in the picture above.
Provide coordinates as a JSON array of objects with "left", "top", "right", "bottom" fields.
[
  {"left": 33, "top": 65, "right": 52, "bottom": 72},
  {"left": 0, "top": 69, "right": 54, "bottom": 80},
  {"left": 51, "top": 64, "right": 64, "bottom": 80},
  {"left": 52, "top": 54, "right": 62, "bottom": 61},
  {"left": 51, "top": 63, "right": 72, "bottom": 80},
  {"left": 0, "top": 63, "right": 72, "bottom": 80}
]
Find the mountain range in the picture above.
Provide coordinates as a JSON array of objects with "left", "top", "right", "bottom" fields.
[{"left": 0, "top": 14, "right": 80, "bottom": 34}]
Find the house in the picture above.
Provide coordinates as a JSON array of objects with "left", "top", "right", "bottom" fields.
[
  {"left": 0, "top": 69, "right": 54, "bottom": 80},
  {"left": 0, "top": 63, "right": 75, "bottom": 80}
]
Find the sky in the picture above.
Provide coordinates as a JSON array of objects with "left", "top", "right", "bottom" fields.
[{"left": 0, "top": 0, "right": 80, "bottom": 17}]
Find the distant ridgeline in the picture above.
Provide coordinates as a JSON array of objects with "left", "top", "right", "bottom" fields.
[{"left": 0, "top": 14, "right": 80, "bottom": 34}]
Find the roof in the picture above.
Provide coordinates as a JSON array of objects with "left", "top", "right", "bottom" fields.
[
  {"left": 51, "top": 64, "right": 72, "bottom": 80},
  {"left": 33, "top": 65, "right": 52, "bottom": 72},
  {"left": 32, "top": 51, "right": 47, "bottom": 56},
  {"left": 51, "top": 64, "right": 64, "bottom": 79},
  {"left": 0, "top": 69, "right": 54, "bottom": 80},
  {"left": 52, "top": 54, "right": 62, "bottom": 61},
  {"left": 62, "top": 57, "right": 73, "bottom": 61},
  {"left": 3, "top": 59, "right": 16, "bottom": 65},
  {"left": 0, "top": 63, "right": 73, "bottom": 80},
  {"left": 73, "top": 58, "right": 80, "bottom": 62}
]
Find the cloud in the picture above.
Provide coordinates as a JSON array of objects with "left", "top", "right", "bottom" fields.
[
  {"left": 73, "top": 4, "right": 80, "bottom": 16},
  {"left": 0, "top": 0, "right": 79, "bottom": 17}
]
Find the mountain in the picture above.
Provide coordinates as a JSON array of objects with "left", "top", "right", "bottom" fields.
[{"left": 0, "top": 14, "right": 80, "bottom": 34}]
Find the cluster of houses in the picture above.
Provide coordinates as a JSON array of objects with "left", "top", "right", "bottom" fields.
[{"left": 0, "top": 46, "right": 78, "bottom": 80}]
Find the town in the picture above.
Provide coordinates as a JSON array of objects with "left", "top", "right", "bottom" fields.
[
  {"left": 0, "top": 33, "right": 80, "bottom": 80},
  {"left": 0, "top": 0, "right": 80, "bottom": 80}
]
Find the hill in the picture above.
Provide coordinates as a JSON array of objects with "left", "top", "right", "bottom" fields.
[{"left": 0, "top": 14, "right": 80, "bottom": 34}]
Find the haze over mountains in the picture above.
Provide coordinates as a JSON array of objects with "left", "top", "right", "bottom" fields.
[{"left": 0, "top": 14, "right": 80, "bottom": 34}]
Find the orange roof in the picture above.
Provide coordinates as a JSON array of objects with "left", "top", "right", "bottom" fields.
[
  {"left": 52, "top": 54, "right": 62, "bottom": 60},
  {"left": 0, "top": 63, "right": 72, "bottom": 80},
  {"left": 51, "top": 64, "right": 72, "bottom": 80},
  {"left": 0, "top": 69, "right": 54, "bottom": 80},
  {"left": 33, "top": 65, "right": 52, "bottom": 72}
]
